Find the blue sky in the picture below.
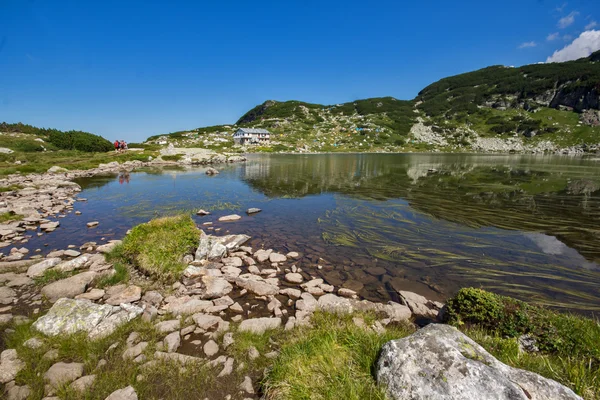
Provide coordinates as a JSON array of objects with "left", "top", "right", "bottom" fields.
[{"left": 1, "top": 0, "right": 598, "bottom": 142}]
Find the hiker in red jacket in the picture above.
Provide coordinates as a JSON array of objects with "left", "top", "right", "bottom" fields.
[{"left": 114, "top": 140, "right": 120, "bottom": 153}]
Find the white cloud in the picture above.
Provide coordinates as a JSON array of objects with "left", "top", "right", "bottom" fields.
[
  {"left": 518, "top": 41, "right": 537, "bottom": 49},
  {"left": 547, "top": 32, "right": 560, "bottom": 41},
  {"left": 546, "top": 30, "right": 600, "bottom": 62},
  {"left": 558, "top": 11, "right": 579, "bottom": 29},
  {"left": 586, "top": 21, "right": 598, "bottom": 30}
]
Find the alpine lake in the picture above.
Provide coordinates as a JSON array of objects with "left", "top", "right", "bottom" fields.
[{"left": 29, "top": 153, "right": 600, "bottom": 314}]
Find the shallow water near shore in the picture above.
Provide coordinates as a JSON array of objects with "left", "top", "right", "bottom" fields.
[{"left": 26, "top": 153, "right": 600, "bottom": 313}]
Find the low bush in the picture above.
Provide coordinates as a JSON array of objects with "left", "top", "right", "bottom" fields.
[{"left": 444, "top": 288, "right": 600, "bottom": 361}]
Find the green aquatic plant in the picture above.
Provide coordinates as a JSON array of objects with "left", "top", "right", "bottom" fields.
[{"left": 318, "top": 196, "right": 600, "bottom": 311}]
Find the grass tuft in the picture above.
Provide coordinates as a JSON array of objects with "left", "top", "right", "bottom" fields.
[
  {"left": 108, "top": 214, "right": 199, "bottom": 282},
  {"left": 261, "top": 312, "right": 414, "bottom": 400}
]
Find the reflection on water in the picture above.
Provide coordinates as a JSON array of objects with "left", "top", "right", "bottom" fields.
[{"left": 29, "top": 154, "right": 600, "bottom": 313}]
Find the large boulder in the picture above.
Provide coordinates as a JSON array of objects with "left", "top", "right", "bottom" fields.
[
  {"left": 376, "top": 324, "right": 582, "bottom": 400},
  {"left": 33, "top": 298, "right": 143, "bottom": 340},
  {"left": 195, "top": 233, "right": 250, "bottom": 260}
]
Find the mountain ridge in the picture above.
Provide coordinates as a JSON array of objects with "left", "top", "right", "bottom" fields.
[{"left": 148, "top": 51, "right": 600, "bottom": 154}]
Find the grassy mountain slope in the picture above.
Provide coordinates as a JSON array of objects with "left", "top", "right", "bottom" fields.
[{"left": 147, "top": 51, "right": 600, "bottom": 153}]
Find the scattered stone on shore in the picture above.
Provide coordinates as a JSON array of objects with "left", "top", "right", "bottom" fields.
[
  {"left": 239, "top": 317, "right": 282, "bottom": 334},
  {"left": 105, "top": 285, "right": 142, "bottom": 305},
  {"left": 26, "top": 257, "right": 62, "bottom": 278},
  {"left": 196, "top": 209, "right": 211, "bottom": 216},
  {"left": 376, "top": 324, "right": 582, "bottom": 400},
  {"left": 0, "top": 349, "right": 25, "bottom": 384},
  {"left": 246, "top": 208, "right": 261, "bottom": 215},
  {"left": 41, "top": 271, "right": 96, "bottom": 302},
  {"left": 398, "top": 290, "right": 440, "bottom": 319},
  {"left": 44, "top": 362, "right": 84, "bottom": 390},
  {"left": 105, "top": 385, "right": 138, "bottom": 400}
]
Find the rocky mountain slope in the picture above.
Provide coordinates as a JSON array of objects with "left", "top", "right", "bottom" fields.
[{"left": 147, "top": 51, "right": 600, "bottom": 154}]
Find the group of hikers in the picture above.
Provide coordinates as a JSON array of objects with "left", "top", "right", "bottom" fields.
[{"left": 114, "top": 140, "right": 128, "bottom": 152}]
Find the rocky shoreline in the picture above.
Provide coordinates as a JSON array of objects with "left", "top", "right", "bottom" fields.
[
  {"left": 0, "top": 154, "right": 247, "bottom": 259},
  {"left": 0, "top": 218, "right": 584, "bottom": 399}
]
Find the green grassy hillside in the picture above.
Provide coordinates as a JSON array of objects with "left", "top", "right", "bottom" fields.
[{"left": 146, "top": 51, "right": 600, "bottom": 153}]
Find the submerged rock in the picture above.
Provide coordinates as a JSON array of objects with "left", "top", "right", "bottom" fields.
[{"left": 376, "top": 324, "right": 582, "bottom": 400}]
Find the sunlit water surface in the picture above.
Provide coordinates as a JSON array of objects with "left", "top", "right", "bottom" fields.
[{"left": 26, "top": 154, "right": 600, "bottom": 313}]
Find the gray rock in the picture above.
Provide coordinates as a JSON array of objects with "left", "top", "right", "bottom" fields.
[
  {"left": 269, "top": 252, "right": 287, "bottom": 263},
  {"left": 239, "top": 375, "right": 254, "bottom": 393},
  {"left": 398, "top": 290, "right": 438, "bottom": 319},
  {"left": 194, "top": 232, "right": 250, "bottom": 260},
  {"left": 235, "top": 277, "right": 279, "bottom": 296},
  {"left": 246, "top": 208, "right": 261, "bottom": 215},
  {"left": 0, "top": 286, "right": 17, "bottom": 305},
  {"left": 5, "top": 382, "right": 31, "bottom": 400},
  {"left": 218, "top": 214, "right": 241, "bottom": 222},
  {"left": 154, "top": 319, "right": 180, "bottom": 334},
  {"left": 192, "top": 313, "right": 223, "bottom": 331},
  {"left": 248, "top": 346, "right": 259, "bottom": 360},
  {"left": 63, "top": 249, "right": 81, "bottom": 257},
  {"left": 122, "top": 342, "right": 148, "bottom": 359},
  {"left": 44, "top": 362, "right": 84, "bottom": 388},
  {"left": 239, "top": 317, "right": 281, "bottom": 334},
  {"left": 41, "top": 271, "right": 96, "bottom": 302},
  {"left": 75, "top": 288, "right": 105, "bottom": 301},
  {"left": 279, "top": 288, "right": 302, "bottom": 299},
  {"left": 222, "top": 332, "right": 234, "bottom": 349},
  {"left": 105, "top": 285, "right": 142, "bottom": 305},
  {"left": 0, "top": 349, "right": 25, "bottom": 383},
  {"left": 203, "top": 340, "right": 219, "bottom": 357},
  {"left": 164, "top": 297, "right": 212, "bottom": 315},
  {"left": 27, "top": 258, "right": 62, "bottom": 278},
  {"left": 105, "top": 385, "right": 138, "bottom": 400},
  {"left": 376, "top": 324, "right": 582, "bottom": 400},
  {"left": 253, "top": 249, "right": 272, "bottom": 263},
  {"left": 317, "top": 294, "right": 353, "bottom": 314},
  {"left": 164, "top": 331, "right": 180, "bottom": 353},
  {"left": 54, "top": 255, "right": 89, "bottom": 272},
  {"left": 23, "top": 337, "right": 44, "bottom": 349},
  {"left": 200, "top": 276, "right": 232, "bottom": 299},
  {"left": 33, "top": 298, "right": 142, "bottom": 339},
  {"left": 142, "top": 290, "right": 163, "bottom": 306},
  {"left": 70, "top": 374, "right": 96, "bottom": 393}
]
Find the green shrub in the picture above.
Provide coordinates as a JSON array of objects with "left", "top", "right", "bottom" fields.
[{"left": 444, "top": 288, "right": 600, "bottom": 361}]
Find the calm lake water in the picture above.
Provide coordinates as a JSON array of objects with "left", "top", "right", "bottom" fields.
[{"left": 29, "top": 154, "right": 600, "bottom": 312}]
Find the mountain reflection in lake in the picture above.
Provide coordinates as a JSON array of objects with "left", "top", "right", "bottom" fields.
[{"left": 40, "top": 154, "right": 600, "bottom": 313}]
